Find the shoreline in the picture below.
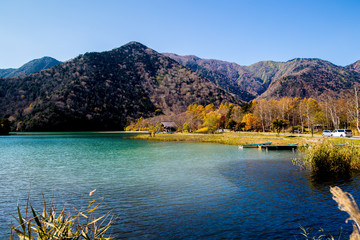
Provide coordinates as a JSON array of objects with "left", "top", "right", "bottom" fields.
[{"left": 127, "top": 132, "right": 360, "bottom": 146}]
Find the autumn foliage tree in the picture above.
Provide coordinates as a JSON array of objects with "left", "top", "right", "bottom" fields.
[
  {"left": 242, "top": 113, "right": 261, "bottom": 131},
  {"left": 186, "top": 104, "right": 206, "bottom": 131},
  {"left": 203, "top": 111, "right": 221, "bottom": 133}
]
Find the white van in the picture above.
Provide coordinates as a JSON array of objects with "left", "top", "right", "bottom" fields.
[{"left": 332, "top": 129, "right": 353, "bottom": 138}]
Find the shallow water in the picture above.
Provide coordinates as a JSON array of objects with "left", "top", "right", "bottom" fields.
[{"left": 1, "top": 132, "right": 359, "bottom": 239}]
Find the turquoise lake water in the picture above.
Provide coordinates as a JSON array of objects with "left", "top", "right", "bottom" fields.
[{"left": 1, "top": 132, "right": 360, "bottom": 239}]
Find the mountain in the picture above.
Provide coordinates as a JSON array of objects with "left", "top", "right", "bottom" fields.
[
  {"left": 347, "top": 60, "right": 360, "bottom": 73},
  {"left": 258, "top": 58, "right": 360, "bottom": 99},
  {"left": 163, "top": 53, "right": 256, "bottom": 101},
  {"left": 0, "top": 57, "right": 61, "bottom": 78},
  {"left": 0, "top": 42, "right": 240, "bottom": 131},
  {"left": 0, "top": 68, "right": 15, "bottom": 78},
  {"left": 165, "top": 54, "right": 360, "bottom": 100}
]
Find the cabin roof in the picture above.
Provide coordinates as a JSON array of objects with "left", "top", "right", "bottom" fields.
[{"left": 161, "top": 122, "right": 176, "bottom": 128}]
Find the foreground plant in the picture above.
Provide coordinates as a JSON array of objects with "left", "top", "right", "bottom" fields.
[
  {"left": 331, "top": 186, "right": 360, "bottom": 240},
  {"left": 301, "top": 186, "right": 360, "bottom": 240},
  {"left": 10, "top": 190, "right": 115, "bottom": 239},
  {"left": 300, "top": 226, "right": 340, "bottom": 240}
]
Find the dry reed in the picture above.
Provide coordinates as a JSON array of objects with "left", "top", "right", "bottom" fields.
[{"left": 330, "top": 186, "right": 360, "bottom": 240}]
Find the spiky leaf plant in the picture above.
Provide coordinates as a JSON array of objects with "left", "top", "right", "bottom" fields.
[{"left": 10, "top": 190, "right": 115, "bottom": 239}]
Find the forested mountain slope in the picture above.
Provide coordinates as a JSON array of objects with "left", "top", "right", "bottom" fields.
[
  {"left": 165, "top": 54, "right": 360, "bottom": 100},
  {"left": 0, "top": 42, "right": 240, "bottom": 131}
]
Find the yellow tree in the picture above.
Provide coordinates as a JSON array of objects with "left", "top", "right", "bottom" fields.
[
  {"left": 204, "top": 104, "right": 216, "bottom": 113},
  {"left": 186, "top": 104, "right": 205, "bottom": 131},
  {"left": 134, "top": 117, "right": 146, "bottom": 131},
  {"left": 203, "top": 111, "right": 221, "bottom": 133}
]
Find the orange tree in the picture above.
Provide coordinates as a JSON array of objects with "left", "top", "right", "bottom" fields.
[{"left": 242, "top": 113, "right": 262, "bottom": 131}]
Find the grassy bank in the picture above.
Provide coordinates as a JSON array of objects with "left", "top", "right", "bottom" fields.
[{"left": 127, "top": 132, "right": 360, "bottom": 146}]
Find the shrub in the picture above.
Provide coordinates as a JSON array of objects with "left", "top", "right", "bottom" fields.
[
  {"left": 125, "top": 124, "right": 134, "bottom": 131},
  {"left": 182, "top": 123, "right": 191, "bottom": 133},
  {"left": 195, "top": 127, "right": 209, "bottom": 133},
  {"left": 302, "top": 141, "right": 360, "bottom": 178}
]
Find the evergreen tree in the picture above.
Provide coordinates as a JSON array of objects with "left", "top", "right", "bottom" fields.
[{"left": 0, "top": 118, "right": 10, "bottom": 135}]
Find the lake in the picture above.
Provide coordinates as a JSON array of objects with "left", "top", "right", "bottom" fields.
[{"left": 0, "top": 132, "right": 359, "bottom": 239}]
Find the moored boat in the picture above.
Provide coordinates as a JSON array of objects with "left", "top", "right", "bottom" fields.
[
  {"left": 238, "top": 142, "right": 272, "bottom": 149},
  {"left": 333, "top": 142, "right": 349, "bottom": 147}
]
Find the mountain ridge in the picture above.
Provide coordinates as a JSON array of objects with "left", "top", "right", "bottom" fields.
[
  {"left": 0, "top": 56, "right": 61, "bottom": 78},
  {"left": 164, "top": 53, "right": 360, "bottom": 101},
  {"left": 347, "top": 60, "right": 360, "bottom": 73}
]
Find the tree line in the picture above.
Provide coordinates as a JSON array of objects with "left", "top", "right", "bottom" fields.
[{"left": 126, "top": 89, "right": 360, "bottom": 135}]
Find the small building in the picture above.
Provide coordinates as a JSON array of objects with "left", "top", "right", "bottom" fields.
[
  {"left": 216, "top": 129, "right": 232, "bottom": 133},
  {"left": 161, "top": 122, "right": 177, "bottom": 132}
]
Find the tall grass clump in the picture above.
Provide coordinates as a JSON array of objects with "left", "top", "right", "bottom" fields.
[
  {"left": 303, "top": 141, "right": 360, "bottom": 178},
  {"left": 10, "top": 190, "right": 115, "bottom": 239}
]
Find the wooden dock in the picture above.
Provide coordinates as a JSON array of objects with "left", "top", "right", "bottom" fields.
[{"left": 260, "top": 143, "right": 298, "bottom": 151}]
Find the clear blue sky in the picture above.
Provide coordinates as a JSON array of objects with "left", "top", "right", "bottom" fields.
[{"left": 1, "top": 0, "right": 359, "bottom": 68}]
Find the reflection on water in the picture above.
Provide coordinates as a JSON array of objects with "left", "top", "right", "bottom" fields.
[{"left": 0, "top": 133, "right": 359, "bottom": 239}]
